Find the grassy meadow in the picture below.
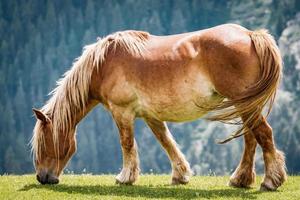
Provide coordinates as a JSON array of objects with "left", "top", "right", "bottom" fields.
[{"left": 0, "top": 175, "right": 299, "bottom": 200}]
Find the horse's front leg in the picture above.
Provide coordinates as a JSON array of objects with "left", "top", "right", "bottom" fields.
[
  {"left": 145, "top": 118, "right": 191, "bottom": 185},
  {"left": 229, "top": 130, "right": 257, "bottom": 188},
  {"left": 112, "top": 108, "right": 139, "bottom": 185}
]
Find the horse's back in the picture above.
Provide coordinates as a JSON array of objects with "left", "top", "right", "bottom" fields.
[{"left": 128, "top": 24, "right": 260, "bottom": 100}]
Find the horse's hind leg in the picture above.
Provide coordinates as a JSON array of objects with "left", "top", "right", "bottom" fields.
[
  {"left": 229, "top": 130, "right": 257, "bottom": 188},
  {"left": 252, "top": 116, "right": 287, "bottom": 191},
  {"left": 112, "top": 108, "right": 139, "bottom": 185},
  {"left": 145, "top": 118, "right": 191, "bottom": 185}
]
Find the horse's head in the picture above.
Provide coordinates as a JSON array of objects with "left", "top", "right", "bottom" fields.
[{"left": 32, "top": 108, "right": 76, "bottom": 184}]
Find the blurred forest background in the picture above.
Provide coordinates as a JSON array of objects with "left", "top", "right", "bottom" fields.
[{"left": 1, "top": 0, "right": 300, "bottom": 175}]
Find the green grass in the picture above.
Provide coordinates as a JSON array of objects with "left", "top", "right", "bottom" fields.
[{"left": 0, "top": 175, "right": 299, "bottom": 200}]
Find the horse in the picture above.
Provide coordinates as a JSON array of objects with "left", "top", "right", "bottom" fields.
[{"left": 31, "top": 23, "right": 286, "bottom": 191}]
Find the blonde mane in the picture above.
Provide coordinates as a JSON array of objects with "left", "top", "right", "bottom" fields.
[{"left": 31, "top": 30, "right": 149, "bottom": 160}]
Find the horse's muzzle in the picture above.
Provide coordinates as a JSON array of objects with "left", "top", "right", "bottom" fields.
[{"left": 36, "top": 171, "right": 59, "bottom": 185}]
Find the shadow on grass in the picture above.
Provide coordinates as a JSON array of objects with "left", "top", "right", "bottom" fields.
[{"left": 19, "top": 183, "right": 265, "bottom": 199}]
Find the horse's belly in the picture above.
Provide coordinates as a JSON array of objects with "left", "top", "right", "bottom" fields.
[
  {"left": 139, "top": 92, "right": 223, "bottom": 122},
  {"left": 154, "top": 102, "right": 208, "bottom": 122}
]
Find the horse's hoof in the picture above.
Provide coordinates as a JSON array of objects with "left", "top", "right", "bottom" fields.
[
  {"left": 228, "top": 179, "right": 251, "bottom": 188},
  {"left": 115, "top": 177, "right": 134, "bottom": 185},
  {"left": 260, "top": 183, "right": 277, "bottom": 191},
  {"left": 171, "top": 176, "right": 189, "bottom": 185},
  {"left": 115, "top": 167, "right": 138, "bottom": 185},
  {"left": 228, "top": 180, "right": 241, "bottom": 188},
  {"left": 115, "top": 179, "right": 133, "bottom": 185}
]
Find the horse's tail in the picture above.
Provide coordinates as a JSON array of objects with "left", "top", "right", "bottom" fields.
[{"left": 208, "top": 29, "right": 283, "bottom": 144}]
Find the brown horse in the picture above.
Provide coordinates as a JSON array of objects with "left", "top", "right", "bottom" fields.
[{"left": 31, "top": 24, "right": 286, "bottom": 191}]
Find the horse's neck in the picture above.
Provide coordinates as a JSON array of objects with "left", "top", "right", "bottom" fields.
[
  {"left": 48, "top": 97, "right": 98, "bottom": 133},
  {"left": 73, "top": 99, "right": 99, "bottom": 126}
]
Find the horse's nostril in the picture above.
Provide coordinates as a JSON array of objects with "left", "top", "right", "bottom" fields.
[
  {"left": 36, "top": 171, "right": 48, "bottom": 184},
  {"left": 37, "top": 175, "right": 47, "bottom": 184},
  {"left": 36, "top": 174, "right": 41, "bottom": 182},
  {"left": 45, "top": 173, "right": 49, "bottom": 181}
]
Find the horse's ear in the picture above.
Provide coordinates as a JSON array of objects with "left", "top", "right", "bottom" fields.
[{"left": 32, "top": 108, "right": 50, "bottom": 124}]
